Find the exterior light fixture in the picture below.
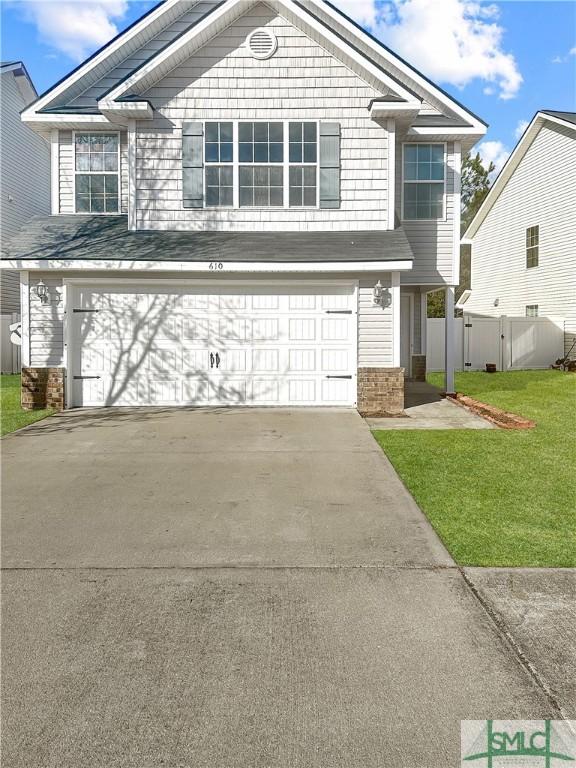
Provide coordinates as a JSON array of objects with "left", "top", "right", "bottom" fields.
[
  {"left": 493, "top": 297, "right": 500, "bottom": 307},
  {"left": 35, "top": 280, "right": 49, "bottom": 304},
  {"left": 373, "top": 280, "right": 391, "bottom": 307}
]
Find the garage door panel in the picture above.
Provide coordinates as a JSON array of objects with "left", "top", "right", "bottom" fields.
[{"left": 71, "top": 284, "right": 356, "bottom": 407}]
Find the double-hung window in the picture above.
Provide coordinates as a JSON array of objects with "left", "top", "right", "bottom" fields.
[
  {"left": 75, "top": 133, "right": 119, "bottom": 213},
  {"left": 289, "top": 122, "right": 318, "bottom": 207},
  {"left": 526, "top": 225, "right": 539, "bottom": 268},
  {"left": 403, "top": 144, "right": 445, "bottom": 220},
  {"left": 239, "top": 122, "right": 284, "bottom": 207},
  {"left": 205, "top": 122, "right": 233, "bottom": 207}
]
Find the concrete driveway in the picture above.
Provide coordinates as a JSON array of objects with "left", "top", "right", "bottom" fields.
[{"left": 1, "top": 408, "right": 560, "bottom": 768}]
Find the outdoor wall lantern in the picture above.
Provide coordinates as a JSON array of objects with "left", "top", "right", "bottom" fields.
[
  {"left": 35, "top": 280, "right": 49, "bottom": 304},
  {"left": 373, "top": 280, "right": 391, "bottom": 308}
]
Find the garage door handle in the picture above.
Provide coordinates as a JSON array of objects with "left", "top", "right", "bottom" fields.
[
  {"left": 215, "top": 353, "right": 221, "bottom": 369},
  {"left": 325, "top": 310, "right": 352, "bottom": 314},
  {"left": 325, "top": 375, "right": 352, "bottom": 379},
  {"left": 73, "top": 375, "right": 101, "bottom": 380},
  {"left": 73, "top": 309, "right": 100, "bottom": 313},
  {"left": 210, "top": 353, "right": 215, "bottom": 369}
]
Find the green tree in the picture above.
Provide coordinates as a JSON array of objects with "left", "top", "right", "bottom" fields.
[{"left": 427, "top": 151, "right": 495, "bottom": 318}]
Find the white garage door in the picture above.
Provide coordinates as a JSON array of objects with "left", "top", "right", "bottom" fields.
[{"left": 69, "top": 283, "right": 357, "bottom": 407}]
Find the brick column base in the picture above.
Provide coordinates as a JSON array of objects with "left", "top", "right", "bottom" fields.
[
  {"left": 357, "top": 367, "right": 404, "bottom": 416},
  {"left": 21, "top": 367, "right": 65, "bottom": 411},
  {"left": 411, "top": 354, "right": 427, "bottom": 382}
]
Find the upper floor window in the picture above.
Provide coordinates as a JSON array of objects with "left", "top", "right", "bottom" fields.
[
  {"left": 526, "top": 304, "right": 539, "bottom": 317},
  {"left": 74, "top": 133, "right": 119, "bottom": 214},
  {"left": 205, "top": 122, "right": 233, "bottom": 207},
  {"left": 526, "top": 225, "right": 539, "bottom": 268},
  {"left": 201, "top": 121, "right": 318, "bottom": 208},
  {"left": 403, "top": 144, "right": 445, "bottom": 220}
]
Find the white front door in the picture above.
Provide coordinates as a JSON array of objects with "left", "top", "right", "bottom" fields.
[{"left": 69, "top": 283, "right": 357, "bottom": 407}]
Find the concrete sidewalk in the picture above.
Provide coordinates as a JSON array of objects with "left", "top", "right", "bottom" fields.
[
  {"left": 0, "top": 408, "right": 565, "bottom": 768},
  {"left": 367, "top": 381, "right": 494, "bottom": 430}
]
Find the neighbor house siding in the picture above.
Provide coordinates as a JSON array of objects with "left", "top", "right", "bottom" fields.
[
  {"left": 1, "top": 69, "right": 50, "bottom": 312},
  {"left": 396, "top": 140, "right": 456, "bottom": 286},
  {"left": 134, "top": 5, "right": 389, "bottom": 232},
  {"left": 466, "top": 122, "right": 576, "bottom": 354},
  {"left": 27, "top": 272, "right": 395, "bottom": 369},
  {"left": 58, "top": 130, "right": 129, "bottom": 215}
]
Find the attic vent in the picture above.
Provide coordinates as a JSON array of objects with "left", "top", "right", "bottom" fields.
[{"left": 247, "top": 28, "right": 277, "bottom": 59}]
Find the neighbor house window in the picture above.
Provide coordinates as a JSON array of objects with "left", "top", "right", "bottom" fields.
[
  {"left": 74, "top": 133, "right": 119, "bottom": 213},
  {"left": 526, "top": 305, "right": 539, "bottom": 317},
  {"left": 526, "top": 225, "right": 539, "bottom": 268},
  {"left": 204, "top": 122, "right": 233, "bottom": 207},
  {"left": 289, "top": 122, "right": 318, "bottom": 207},
  {"left": 403, "top": 144, "right": 445, "bottom": 220}
]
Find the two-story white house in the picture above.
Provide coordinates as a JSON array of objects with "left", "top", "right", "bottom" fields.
[
  {"left": 463, "top": 110, "right": 576, "bottom": 357},
  {"left": 2, "top": 0, "right": 486, "bottom": 413},
  {"left": 0, "top": 61, "right": 50, "bottom": 313}
]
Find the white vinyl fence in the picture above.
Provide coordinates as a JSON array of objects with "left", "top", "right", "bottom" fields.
[
  {"left": 1, "top": 313, "right": 21, "bottom": 374},
  {"left": 427, "top": 315, "right": 565, "bottom": 372}
]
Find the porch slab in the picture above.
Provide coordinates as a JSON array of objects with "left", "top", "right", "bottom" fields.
[{"left": 366, "top": 381, "right": 495, "bottom": 430}]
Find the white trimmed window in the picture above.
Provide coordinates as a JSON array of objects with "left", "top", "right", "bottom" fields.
[
  {"left": 525, "top": 305, "right": 539, "bottom": 317},
  {"left": 526, "top": 225, "right": 539, "bottom": 268},
  {"left": 201, "top": 121, "right": 320, "bottom": 208},
  {"left": 403, "top": 144, "right": 445, "bottom": 220},
  {"left": 74, "top": 133, "right": 119, "bottom": 213},
  {"left": 205, "top": 122, "right": 233, "bottom": 207}
]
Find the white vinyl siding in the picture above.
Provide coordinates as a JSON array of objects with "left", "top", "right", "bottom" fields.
[
  {"left": 27, "top": 272, "right": 395, "bottom": 370},
  {"left": 466, "top": 122, "right": 576, "bottom": 355},
  {"left": 134, "top": 5, "right": 388, "bottom": 231},
  {"left": 59, "top": 130, "right": 129, "bottom": 214},
  {"left": 1, "top": 69, "right": 50, "bottom": 312},
  {"left": 396, "top": 140, "right": 456, "bottom": 285}
]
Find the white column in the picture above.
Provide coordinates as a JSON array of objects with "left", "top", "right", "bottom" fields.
[
  {"left": 420, "top": 292, "right": 428, "bottom": 355},
  {"left": 445, "top": 285, "right": 455, "bottom": 394},
  {"left": 391, "top": 271, "right": 401, "bottom": 367},
  {"left": 19, "top": 271, "right": 30, "bottom": 368},
  {"left": 452, "top": 141, "right": 462, "bottom": 285},
  {"left": 127, "top": 120, "right": 136, "bottom": 231},
  {"left": 50, "top": 129, "right": 59, "bottom": 215},
  {"left": 386, "top": 118, "right": 396, "bottom": 230}
]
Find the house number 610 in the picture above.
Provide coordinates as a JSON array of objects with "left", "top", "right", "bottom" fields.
[{"left": 209, "top": 262, "right": 224, "bottom": 270}]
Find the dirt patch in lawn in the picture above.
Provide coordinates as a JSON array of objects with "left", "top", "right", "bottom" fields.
[{"left": 447, "top": 393, "right": 536, "bottom": 430}]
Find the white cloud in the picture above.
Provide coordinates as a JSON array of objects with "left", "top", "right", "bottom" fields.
[
  {"left": 552, "top": 46, "right": 576, "bottom": 64},
  {"left": 514, "top": 119, "right": 529, "bottom": 139},
  {"left": 334, "top": 0, "right": 522, "bottom": 99},
  {"left": 477, "top": 140, "right": 510, "bottom": 178},
  {"left": 333, "top": 0, "right": 380, "bottom": 29},
  {"left": 15, "top": 0, "right": 129, "bottom": 61}
]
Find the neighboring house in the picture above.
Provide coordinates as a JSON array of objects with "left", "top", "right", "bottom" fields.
[
  {"left": 463, "top": 110, "right": 576, "bottom": 356},
  {"left": 2, "top": 0, "right": 486, "bottom": 412},
  {"left": 0, "top": 62, "right": 50, "bottom": 312}
]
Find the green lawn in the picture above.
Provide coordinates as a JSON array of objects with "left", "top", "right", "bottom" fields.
[
  {"left": 1, "top": 375, "right": 54, "bottom": 436},
  {"left": 373, "top": 370, "right": 576, "bottom": 567}
]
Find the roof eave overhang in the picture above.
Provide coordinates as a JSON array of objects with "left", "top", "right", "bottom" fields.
[
  {"left": 1, "top": 259, "right": 414, "bottom": 273},
  {"left": 369, "top": 102, "right": 421, "bottom": 121},
  {"left": 99, "top": 100, "right": 154, "bottom": 119}
]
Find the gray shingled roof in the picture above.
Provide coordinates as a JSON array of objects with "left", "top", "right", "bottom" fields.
[
  {"left": 540, "top": 110, "right": 576, "bottom": 126},
  {"left": 2, "top": 216, "right": 414, "bottom": 263}
]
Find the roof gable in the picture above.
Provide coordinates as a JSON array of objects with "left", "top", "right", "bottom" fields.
[
  {"left": 22, "top": 0, "right": 486, "bottom": 139},
  {"left": 464, "top": 111, "right": 576, "bottom": 239}
]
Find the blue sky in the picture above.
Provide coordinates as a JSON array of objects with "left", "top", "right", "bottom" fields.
[{"left": 2, "top": 0, "right": 575, "bottom": 172}]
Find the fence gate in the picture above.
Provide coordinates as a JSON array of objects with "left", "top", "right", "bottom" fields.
[
  {"left": 463, "top": 315, "right": 564, "bottom": 371},
  {"left": 464, "top": 316, "right": 503, "bottom": 370}
]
